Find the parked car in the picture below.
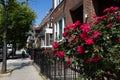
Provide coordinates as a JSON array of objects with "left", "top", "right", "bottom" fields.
[
  {"left": 0, "top": 44, "right": 13, "bottom": 60},
  {"left": 7, "top": 44, "right": 13, "bottom": 56}
]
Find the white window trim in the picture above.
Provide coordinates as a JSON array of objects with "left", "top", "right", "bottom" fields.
[
  {"left": 54, "top": 0, "right": 63, "bottom": 8},
  {"left": 54, "top": 17, "right": 65, "bottom": 42}
]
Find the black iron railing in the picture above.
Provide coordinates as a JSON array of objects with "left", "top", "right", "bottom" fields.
[{"left": 34, "top": 50, "right": 80, "bottom": 80}]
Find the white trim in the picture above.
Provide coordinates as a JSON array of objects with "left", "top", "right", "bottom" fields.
[
  {"left": 62, "top": 17, "right": 65, "bottom": 39},
  {"left": 54, "top": 0, "right": 57, "bottom": 8},
  {"left": 54, "top": 17, "right": 65, "bottom": 42},
  {"left": 45, "top": 32, "right": 46, "bottom": 47},
  {"left": 41, "top": 45, "right": 52, "bottom": 48},
  {"left": 54, "top": 0, "right": 63, "bottom": 9},
  {"left": 57, "top": 21, "right": 59, "bottom": 38},
  {"left": 46, "top": 28, "right": 52, "bottom": 33}
]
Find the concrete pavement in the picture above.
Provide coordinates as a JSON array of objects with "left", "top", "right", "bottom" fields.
[{"left": 0, "top": 51, "right": 44, "bottom": 80}]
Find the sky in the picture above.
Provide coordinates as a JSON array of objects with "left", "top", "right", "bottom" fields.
[{"left": 18, "top": 0, "right": 52, "bottom": 26}]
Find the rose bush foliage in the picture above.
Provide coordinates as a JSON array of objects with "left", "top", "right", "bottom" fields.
[{"left": 52, "top": 6, "right": 120, "bottom": 79}]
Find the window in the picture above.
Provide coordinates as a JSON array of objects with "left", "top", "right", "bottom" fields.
[
  {"left": 41, "top": 36, "right": 45, "bottom": 46},
  {"left": 54, "top": 17, "right": 65, "bottom": 41},
  {"left": 49, "top": 34, "right": 53, "bottom": 45},
  {"left": 59, "top": 19, "right": 62, "bottom": 39}
]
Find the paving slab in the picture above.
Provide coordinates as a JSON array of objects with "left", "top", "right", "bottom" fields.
[{"left": 0, "top": 56, "right": 44, "bottom": 80}]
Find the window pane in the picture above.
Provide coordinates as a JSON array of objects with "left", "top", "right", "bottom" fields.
[
  {"left": 59, "top": 19, "right": 62, "bottom": 39},
  {"left": 50, "top": 34, "right": 53, "bottom": 45}
]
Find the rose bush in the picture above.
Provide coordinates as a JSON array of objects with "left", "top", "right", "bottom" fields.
[{"left": 52, "top": 6, "right": 120, "bottom": 79}]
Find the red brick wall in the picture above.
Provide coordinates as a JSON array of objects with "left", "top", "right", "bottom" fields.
[
  {"left": 52, "top": 0, "right": 65, "bottom": 22},
  {"left": 52, "top": 0, "right": 83, "bottom": 24},
  {"left": 65, "top": 0, "right": 83, "bottom": 24},
  {"left": 83, "top": 0, "right": 95, "bottom": 23}
]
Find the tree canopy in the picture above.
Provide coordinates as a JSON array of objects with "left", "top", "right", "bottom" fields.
[{"left": 0, "top": 0, "right": 36, "bottom": 47}]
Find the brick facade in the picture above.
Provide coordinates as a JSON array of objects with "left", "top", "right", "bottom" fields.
[{"left": 36, "top": 0, "right": 120, "bottom": 48}]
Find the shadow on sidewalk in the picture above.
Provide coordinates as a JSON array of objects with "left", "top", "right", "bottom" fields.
[
  {"left": 7, "top": 53, "right": 33, "bottom": 72},
  {"left": 12, "top": 61, "right": 32, "bottom": 71}
]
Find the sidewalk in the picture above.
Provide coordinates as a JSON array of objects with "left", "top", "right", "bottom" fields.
[{"left": 0, "top": 52, "right": 44, "bottom": 80}]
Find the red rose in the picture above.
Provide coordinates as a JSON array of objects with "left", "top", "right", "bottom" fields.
[
  {"left": 57, "top": 51, "right": 64, "bottom": 58},
  {"left": 62, "top": 32, "right": 68, "bottom": 37},
  {"left": 117, "top": 12, "right": 120, "bottom": 22},
  {"left": 72, "top": 20, "right": 81, "bottom": 29},
  {"left": 66, "top": 58, "right": 72, "bottom": 66},
  {"left": 118, "top": 38, "right": 120, "bottom": 43},
  {"left": 103, "top": 6, "right": 119, "bottom": 13},
  {"left": 85, "top": 38, "right": 94, "bottom": 45},
  {"left": 52, "top": 42, "right": 58, "bottom": 49},
  {"left": 91, "top": 30, "right": 100, "bottom": 39},
  {"left": 64, "top": 25, "right": 72, "bottom": 31},
  {"left": 107, "top": 23, "right": 113, "bottom": 28},
  {"left": 84, "top": 55, "right": 100, "bottom": 64},
  {"left": 92, "top": 14, "right": 96, "bottom": 18},
  {"left": 80, "top": 32, "right": 88, "bottom": 40},
  {"left": 97, "top": 16, "right": 106, "bottom": 23},
  {"left": 92, "top": 55, "right": 100, "bottom": 62},
  {"left": 80, "top": 23, "right": 91, "bottom": 33},
  {"left": 77, "top": 46, "right": 85, "bottom": 54}
]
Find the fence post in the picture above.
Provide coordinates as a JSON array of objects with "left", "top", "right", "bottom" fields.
[{"left": 64, "top": 62, "right": 66, "bottom": 80}]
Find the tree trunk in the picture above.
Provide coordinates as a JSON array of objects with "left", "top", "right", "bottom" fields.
[{"left": 1, "top": 0, "right": 7, "bottom": 73}]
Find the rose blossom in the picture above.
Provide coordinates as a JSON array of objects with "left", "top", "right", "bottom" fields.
[
  {"left": 97, "top": 16, "right": 106, "bottom": 22},
  {"left": 107, "top": 23, "right": 113, "bottom": 28},
  {"left": 91, "top": 30, "right": 100, "bottom": 39},
  {"left": 118, "top": 38, "right": 120, "bottom": 43},
  {"left": 92, "top": 55, "right": 101, "bottom": 62},
  {"left": 80, "top": 23, "right": 91, "bottom": 33},
  {"left": 74, "top": 20, "right": 81, "bottom": 26},
  {"left": 92, "top": 14, "right": 96, "bottom": 18},
  {"left": 77, "top": 46, "right": 85, "bottom": 54},
  {"left": 66, "top": 58, "right": 72, "bottom": 66},
  {"left": 52, "top": 42, "right": 58, "bottom": 49},
  {"left": 89, "top": 20, "right": 93, "bottom": 24},
  {"left": 117, "top": 12, "right": 120, "bottom": 22},
  {"left": 85, "top": 38, "right": 94, "bottom": 45},
  {"left": 80, "top": 32, "right": 88, "bottom": 40},
  {"left": 57, "top": 51, "right": 65, "bottom": 58},
  {"left": 84, "top": 55, "right": 100, "bottom": 64},
  {"left": 103, "top": 6, "right": 119, "bottom": 13},
  {"left": 71, "top": 20, "right": 81, "bottom": 29},
  {"left": 64, "top": 24, "right": 72, "bottom": 31},
  {"left": 62, "top": 31, "right": 68, "bottom": 37}
]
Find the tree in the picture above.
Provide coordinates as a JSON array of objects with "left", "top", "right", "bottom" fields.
[
  {"left": 0, "top": 0, "right": 36, "bottom": 47},
  {"left": 0, "top": 0, "right": 36, "bottom": 73},
  {"left": 7, "top": 0, "right": 36, "bottom": 49},
  {"left": 0, "top": 0, "right": 8, "bottom": 73}
]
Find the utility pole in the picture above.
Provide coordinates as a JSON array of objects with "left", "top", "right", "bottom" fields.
[{"left": 1, "top": 0, "right": 8, "bottom": 73}]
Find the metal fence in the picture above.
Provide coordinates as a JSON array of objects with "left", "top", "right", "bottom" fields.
[{"left": 34, "top": 50, "right": 80, "bottom": 80}]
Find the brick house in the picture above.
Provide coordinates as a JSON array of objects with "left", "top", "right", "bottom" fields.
[
  {"left": 36, "top": 0, "right": 120, "bottom": 48},
  {"left": 34, "top": 9, "right": 53, "bottom": 48}
]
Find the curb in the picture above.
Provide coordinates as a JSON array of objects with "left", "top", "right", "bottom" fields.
[{"left": 33, "top": 63, "right": 46, "bottom": 80}]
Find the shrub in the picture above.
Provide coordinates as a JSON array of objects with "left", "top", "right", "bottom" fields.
[{"left": 53, "top": 6, "right": 120, "bottom": 79}]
